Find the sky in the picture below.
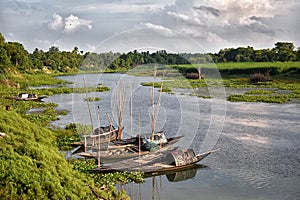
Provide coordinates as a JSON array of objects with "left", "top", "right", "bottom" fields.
[{"left": 1, "top": 0, "right": 299, "bottom": 53}]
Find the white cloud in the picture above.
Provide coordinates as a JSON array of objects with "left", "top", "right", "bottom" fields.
[
  {"left": 201, "top": 0, "right": 278, "bottom": 26},
  {"left": 139, "top": 0, "right": 292, "bottom": 51},
  {"left": 64, "top": 14, "right": 92, "bottom": 34},
  {"left": 48, "top": 13, "right": 63, "bottom": 30},
  {"left": 141, "top": 22, "right": 176, "bottom": 37},
  {"left": 73, "top": 1, "right": 175, "bottom": 14},
  {"left": 181, "top": 27, "right": 228, "bottom": 43},
  {"left": 167, "top": 11, "right": 189, "bottom": 21},
  {"left": 48, "top": 13, "right": 92, "bottom": 34}
]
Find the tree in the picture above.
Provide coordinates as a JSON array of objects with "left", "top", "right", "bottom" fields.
[
  {"left": 254, "top": 49, "right": 270, "bottom": 62},
  {"left": 0, "top": 33, "right": 5, "bottom": 44},
  {"left": 296, "top": 47, "right": 300, "bottom": 61},
  {"left": 5, "top": 42, "right": 32, "bottom": 70},
  {"left": 31, "top": 48, "right": 45, "bottom": 70},
  {"left": 0, "top": 46, "right": 11, "bottom": 74},
  {"left": 273, "top": 42, "right": 296, "bottom": 61}
]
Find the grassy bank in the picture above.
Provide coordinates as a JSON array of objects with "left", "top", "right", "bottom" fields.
[
  {"left": 0, "top": 109, "right": 96, "bottom": 199},
  {"left": 138, "top": 62, "right": 300, "bottom": 103},
  {"left": 173, "top": 62, "right": 300, "bottom": 75}
]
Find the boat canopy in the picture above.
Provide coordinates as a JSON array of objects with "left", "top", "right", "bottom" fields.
[{"left": 165, "top": 149, "right": 199, "bottom": 167}]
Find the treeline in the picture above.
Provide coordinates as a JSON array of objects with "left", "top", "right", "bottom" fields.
[
  {"left": 211, "top": 42, "right": 300, "bottom": 62},
  {"left": 0, "top": 33, "right": 83, "bottom": 75},
  {"left": 1, "top": 32, "right": 300, "bottom": 75},
  {"left": 80, "top": 43, "right": 300, "bottom": 71}
]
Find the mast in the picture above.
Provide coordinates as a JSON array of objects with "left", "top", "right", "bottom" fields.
[
  {"left": 138, "top": 113, "right": 141, "bottom": 160},
  {"left": 151, "top": 85, "right": 155, "bottom": 141},
  {"left": 130, "top": 81, "right": 133, "bottom": 137},
  {"left": 106, "top": 113, "right": 112, "bottom": 147},
  {"left": 97, "top": 106, "right": 101, "bottom": 168},
  {"left": 117, "top": 80, "right": 125, "bottom": 140},
  {"left": 151, "top": 82, "right": 163, "bottom": 141},
  {"left": 83, "top": 77, "right": 94, "bottom": 131}
]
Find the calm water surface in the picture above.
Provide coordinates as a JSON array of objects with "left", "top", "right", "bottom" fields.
[{"left": 45, "top": 73, "right": 300, "bottom": 200}]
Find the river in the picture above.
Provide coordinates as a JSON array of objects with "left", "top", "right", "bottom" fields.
[{"left": 44, "top": 73, "right": 300, "bottom": 200}]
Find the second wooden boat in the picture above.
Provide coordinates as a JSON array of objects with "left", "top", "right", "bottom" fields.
[{"left": 93, "top": 148, "right": 217, "bottom": 174}]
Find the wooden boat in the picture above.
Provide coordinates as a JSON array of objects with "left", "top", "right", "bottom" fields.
[
  {"left": 91, "top": 125, "right": 119, "bottom": 142},
  {"left": 10, "top": 93, "right": 46, "bottom": 102},
  {"left": 71, "top": 125, "right": 119, "bottom": 148},
  {"left": 113, "top": 131, "right": 182, "bottom": 148},
  {"left": 93, "top": 148, "right": 217, "bottom": 174},
  {"left": 76, "top": 132, "right": 183, "bottom": 163}
]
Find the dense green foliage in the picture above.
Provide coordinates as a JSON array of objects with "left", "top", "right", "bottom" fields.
[
  {"left": 0, "top": 109, "right": 96, "bottom": 199},
  {"left": 0, "top": 109, "right": 141, "bottom": 200},
  {"left": 69, "top": 159, "right": 144, "bottom": 200},
  {"left": 70, "top": 159, "right": 144, "bottom": 186}
]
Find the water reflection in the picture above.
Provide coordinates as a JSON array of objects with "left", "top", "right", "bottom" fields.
[
  {"left": 166, "top": 166, "right": 199, "bottom": 182},
  {"left": 124, "top": 165, "right": 207, "bottom": 200},
  {"left": 143, "top": 164, "right": 207, "bottom": 182}
]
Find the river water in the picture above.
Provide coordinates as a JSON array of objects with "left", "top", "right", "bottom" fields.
[{"left": 45, "top": 73, "right": 300, "bottom": 200}]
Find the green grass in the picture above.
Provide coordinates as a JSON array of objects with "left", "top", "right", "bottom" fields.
[
  {"left": 0, "top": 109, "right": 96, "bottom": 199},
  {"left": 31, "top": 85, "right": 110, "bottom": 96},
  {"left": 5, "top": 72, "right": 67, "bottom": 88},
  {"left": 84, "top": 97, "right": 101, "bottom": 102},
  {"left": 228, "top": 94, "right": 291, "bottom": 103},
  {"left": 176, "top": 61, "right": 300, "bottom": 70},
  {"left": 172, "top": 62, "right": 300, "bottom": 77},
  {"left": 244, "top": 90, "right": 275, "bottom": 95}
]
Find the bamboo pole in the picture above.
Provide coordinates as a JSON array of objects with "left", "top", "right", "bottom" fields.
[
  {"left": 117, "top": 80, "right": 125, "bottom": 140},
  {"left": 83, "top": 77, "right": 94, "bottom": 131},
  {"left": 151, "top": 85, "right": 155, "bottom": 141},
  {"left": 106, "top": 113, "right": 112, "bottom": 148},
  {"left": 130, "top": 81, "right": 133, "bottom": 137},
  {"left": 97, "top": 106, "right": 101, "bottom": 168},
  {"left": 138, "top": 113, "right": 141, "bottom": 156},
  {"left": 154, "top": 83, "right": 163, "bottom": 136},
  {"left": 151, "top": 82, "right": 163, "bottom": 141}
]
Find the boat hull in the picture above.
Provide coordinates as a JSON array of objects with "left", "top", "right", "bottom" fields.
[{"left": 93, "top": 149, "right": 216, "bottom": 174}]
